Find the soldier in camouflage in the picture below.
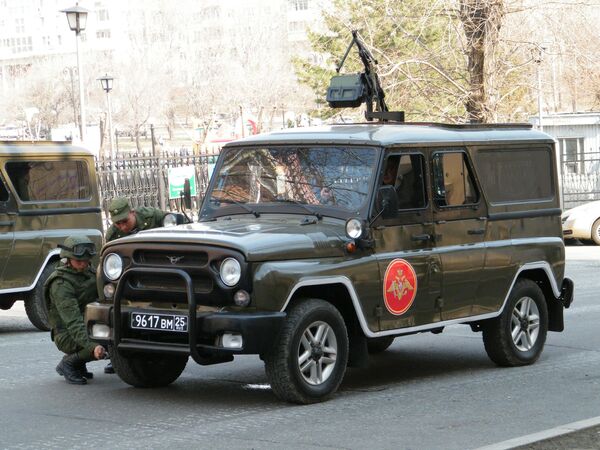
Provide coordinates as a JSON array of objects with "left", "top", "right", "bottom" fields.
[
  {"left": 104, "top": 197, "right": 168, "bottom": 374},
  {"left": 105, "top": 197, "right": 168, "bottom": 242},
  {"left": 45, "top": 236, "right": 106, "bottom": 385}
]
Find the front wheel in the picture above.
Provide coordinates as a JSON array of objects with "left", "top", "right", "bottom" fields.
[
  {"left": 111, "top": 348, "right": 187, "bottom": 388},
  {"left": 264, "top": 299, "right": 349, "bottom": 404},
  {"left": 482, "top": 279, "right": 548, "bottom": 366}
]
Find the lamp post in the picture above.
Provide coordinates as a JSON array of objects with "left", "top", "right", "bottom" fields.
[
  {"left": 533, "top": 45, "right": 545, "bottom": 132},
  {"left": 61, "top": 3, "right": 89, "bottom": 142},
  {"left": 98, "top": 74, "right": 115, "bottom": 159}
]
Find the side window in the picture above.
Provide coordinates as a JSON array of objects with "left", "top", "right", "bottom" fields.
[
  {"left": 432, "top": 152, "right": 479, "bottom": 208},
  {"left": 5, "top": 160, "right": 90, "bottom": 202},
  {"left": 379, "top": 153, "right": 426, "bottom": 217}
]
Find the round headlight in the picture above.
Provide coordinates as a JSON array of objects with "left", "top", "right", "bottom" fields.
[
  {"left": 163, "top": 213, "right": 178, "bottom": 227},
  {"left": 103, "top": 253, "right": 123, "bottom": 281},
  {"left": 220, "top": 257, "right": 241, "bottom": 287},
  {"left": 345, "top": 218, "right": 363, "bottom": 239}
]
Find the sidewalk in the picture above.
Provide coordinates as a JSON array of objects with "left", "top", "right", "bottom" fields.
[
  {"left": 514, "top": 424, "right": 600, "bottom": 449},
  {"left": 477, "top": 416, "right": 600, "bottom": 450}
]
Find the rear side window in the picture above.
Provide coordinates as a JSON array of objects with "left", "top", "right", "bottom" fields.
[
  {"left": 5, "top": 160, "right": 91, "bottom": 202},
  {"left": 432, "top": 152, "right": 479, "bottom": 207},
  {"left": 475, "top": 147, "right": 553, "bottom": 203}
]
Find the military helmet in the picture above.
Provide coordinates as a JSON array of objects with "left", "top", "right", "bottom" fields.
[{"left": 58, "top": 235, "right": 97, "bottom": 260}]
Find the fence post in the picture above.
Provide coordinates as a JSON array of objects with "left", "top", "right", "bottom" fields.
[{"left": 151, "top": 124, "right": 167, "bottom": 210}]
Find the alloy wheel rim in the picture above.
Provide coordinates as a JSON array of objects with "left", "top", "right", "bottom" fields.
[
  {"left": 297, "top": 320, "right": 338, "bottom": 385},
  {"left": 511, "top": 296, "right": 540, "bottom": 351}
]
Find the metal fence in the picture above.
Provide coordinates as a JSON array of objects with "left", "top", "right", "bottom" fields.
[
  {"left": 561, "top": 151, "right": 600, "bottom": 210},
  {"left": 95, "top": 151, "right": 220, "bottom": 229}
]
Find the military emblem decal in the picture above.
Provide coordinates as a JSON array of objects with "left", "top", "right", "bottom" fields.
[{"left": 383, "top": 258, "right": 417, "bottom": 315}]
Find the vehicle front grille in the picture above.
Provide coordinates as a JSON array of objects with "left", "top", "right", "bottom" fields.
[
  {"left": 129, "top": 273, "right": 213, "bottom": 294},
  {"left": 134, "top": 249, "right": 208, "bottom": 267}
]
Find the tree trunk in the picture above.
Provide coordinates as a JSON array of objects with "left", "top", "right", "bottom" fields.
[{"left": 459, "top": 0, "right": 504, "bottom": 123}]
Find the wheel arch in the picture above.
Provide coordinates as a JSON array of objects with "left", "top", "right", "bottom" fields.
[
  {"left": 516, "top": 266, "right": 563, "bottom": 332},
  {"left": 282, "top": 278, "right": 368, "bottom": 338}
]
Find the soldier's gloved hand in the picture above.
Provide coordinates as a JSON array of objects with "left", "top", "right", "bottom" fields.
[{"left": 93, "top": 345, "right": 106, "bottom": 360}]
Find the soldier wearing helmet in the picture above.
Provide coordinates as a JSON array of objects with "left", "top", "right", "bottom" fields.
[{"left": 44, "top": 235, "right": 106, "bottom": 385}]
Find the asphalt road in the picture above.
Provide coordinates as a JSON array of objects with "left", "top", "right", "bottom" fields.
[{"left": 1, "top": 245, "right": 599, "bottom": 450}]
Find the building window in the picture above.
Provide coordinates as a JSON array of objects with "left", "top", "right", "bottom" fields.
[
  {"left": 289, "top": 0, "right": 309, "bottom": 11},
  {"left": 97, "top": 9, "right": 110, "bottom": 21},
  {"left": 559, "top": 137, "right": 584, "bottom": 174},
  {"left": 96, "top": 29, "right": 111, "bottom": 39},
  {"left": 15, "top": 17, "right": 25, "bottom": 34}
]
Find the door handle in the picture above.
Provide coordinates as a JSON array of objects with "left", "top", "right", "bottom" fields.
[
  {"left": 467, "top": 228, "right": 485, "bottom": 235},
  {"left": 0, "top": 220, "right": 14, "bottom": 227},
  {"left": 411, "top": 233, "right": 432, "bottom": 242}
]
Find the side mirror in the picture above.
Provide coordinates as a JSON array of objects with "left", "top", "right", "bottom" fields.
[{"left": 374, "top": 185, "right": 398, "bottom": 220}]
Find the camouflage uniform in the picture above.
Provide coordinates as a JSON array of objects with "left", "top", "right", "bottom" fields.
[
  {"left": 45, "top": 262, "right": 98, "bottom": 360},
  {"left": 103, "top": 199, "right": 167, "bottom": 374},
  {"left": 105, "top": 199, "right": 167, "bottom": 242},
  {"left": 45, "top": 235, "right": 100, "bottom": 384}
]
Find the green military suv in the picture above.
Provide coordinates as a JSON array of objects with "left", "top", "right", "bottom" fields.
[
  {"left": 0, "top": 141, "right": 103, "bottom": 330},
  {"left": 86, "top": 123, "right": 573, "bottom": 403}
]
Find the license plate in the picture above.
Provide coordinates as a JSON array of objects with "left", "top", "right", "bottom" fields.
[{"left": 130, "top": 312, "right": 188, "bottom": 333}]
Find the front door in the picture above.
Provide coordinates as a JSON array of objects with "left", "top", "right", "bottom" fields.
[
  {"left": 431, "top": 149, "right": 488, "bottom": 321},
  {"left": 373, "top": 151, "right": 441, "bottom": 331}
]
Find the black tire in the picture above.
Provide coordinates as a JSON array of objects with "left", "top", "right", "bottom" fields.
[
  {"left": 25, "top": 262, "right": 56, "bottom": 331},
  {"left": 591, "top": 219, "right": 600, "bottom": 245},
  {"left": 482, "top": 279, "right": 548, "bottom": 367},
  {"left": 367, "top": 336, "right": 395, "bottom": 354},
  {"left": 111, "top": 347, "right": 187, "bottom": 388},
  {"left": 264, "top": 298, "right": 349, "bottom": 404}
]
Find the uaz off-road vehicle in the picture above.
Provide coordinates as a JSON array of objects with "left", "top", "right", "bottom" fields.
[
  {"left": 85, "top": 33, "right": 573, "bottom": 404},
  {"left": 0, "top": 141, "right": 103, "bottom": 330},
  {"left": 86, "top": 121, "right": 573, "bottom": 403}
]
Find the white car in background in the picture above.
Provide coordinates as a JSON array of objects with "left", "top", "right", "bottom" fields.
[{"left": 562, "top": 200, "right": 600, "bottom": 244}]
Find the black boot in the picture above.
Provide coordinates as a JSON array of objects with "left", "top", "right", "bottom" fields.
[
  {"left": 76, "top": 361, "right": 94, "bottom": 379},
  {"left": 56, "top": 354, "right": 87, "bottom": 385},
  {"left": 104, "top": 361, "right": 115, "bottom": 374}
]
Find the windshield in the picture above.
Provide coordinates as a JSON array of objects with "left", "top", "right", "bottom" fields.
[{"left": 201, "top": 146, "right": 378, "bottom": 218}]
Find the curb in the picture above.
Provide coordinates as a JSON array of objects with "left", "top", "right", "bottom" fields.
[{"left": 474, "top": 416, "right": 600, "bottom": 450}]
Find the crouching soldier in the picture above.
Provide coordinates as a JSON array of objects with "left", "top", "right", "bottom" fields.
[{"left": 45, "top": 235, "right": 106, "bottom": 385}]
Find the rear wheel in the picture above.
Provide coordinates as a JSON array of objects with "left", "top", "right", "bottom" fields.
[
  {"left": 264, "top": 298, "right": 349, "bottom": 404},
  {"left": 591, "top": 219, "right": 600, "bottom": 245},
  {"left": 25, "top": 262, "right": 56, "bottom": 331},
  {"left": 111, "top": 348, "right": 187, "bottom": 388},
  {"left": 367, "top": 336, "right": 394, "bottom": 354},
  {"left": 482, "top": 279, "right": 548, "bottom": 366}
]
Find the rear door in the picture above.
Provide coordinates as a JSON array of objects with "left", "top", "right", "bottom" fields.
[
  {"left": 0, "top": 174, "right": 15, "bottom": 284},
  {"left": 431, "top": 149, "right": 488, "bottom": 320}
]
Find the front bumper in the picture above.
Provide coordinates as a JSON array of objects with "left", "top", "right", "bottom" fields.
[{"left": 86, "top": 267, "right": 285, "bottom": 365}]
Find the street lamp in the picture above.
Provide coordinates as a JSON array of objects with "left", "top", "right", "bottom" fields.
[
  {"left": 98, "top": 74, "right": 115, "bottom": 159},
  {"left": 61, "top": 3, "right": 89, "bottom": 142},
  {"left": 533, "top": 45, "right": 545, "bottom": 132}
]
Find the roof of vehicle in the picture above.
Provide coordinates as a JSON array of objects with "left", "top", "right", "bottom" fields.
[
  {"left": 0, "top": 141, "right": 93, "bottom": 156},
  {"left": 225, "top": 122, "right": 555, "bottom": 148}
]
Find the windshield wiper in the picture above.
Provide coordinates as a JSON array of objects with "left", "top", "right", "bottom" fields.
[
  {"left": 274, "top": 199, "right": 322, "bottom": 221},
  {"left": 211, "top": 198, "right": 260, "bottom": 217}
]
